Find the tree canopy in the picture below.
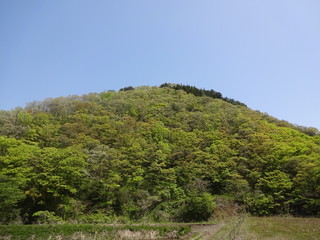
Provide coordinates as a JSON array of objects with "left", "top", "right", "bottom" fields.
[{"left": 0, "top": 85, "right": 319, "bottom": 223}]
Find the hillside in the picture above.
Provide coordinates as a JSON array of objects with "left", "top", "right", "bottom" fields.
[{"left": 0, "top": 85, "right": 319, "bottom": 224}]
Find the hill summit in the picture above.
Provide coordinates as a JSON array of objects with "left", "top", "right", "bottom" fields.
[{"left": 0, "top": 84, "right": 319, "bottom": 224}]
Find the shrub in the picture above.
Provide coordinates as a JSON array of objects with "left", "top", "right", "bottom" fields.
[
  {"left": 77, "top": 211, "right": 114, "bottom": 223},
  {"left": 178, "top": 192, "right": 216, "bottom": 222},
  {"left": 32, "top": 211, "right": 63, "bottom": 224}
]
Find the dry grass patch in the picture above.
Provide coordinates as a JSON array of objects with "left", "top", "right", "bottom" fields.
[{"left": 0, "top": 224, "right": 190, "bottom": 240}]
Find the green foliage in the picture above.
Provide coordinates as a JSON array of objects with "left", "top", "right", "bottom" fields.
[
  {"left": 32, "top": 211, "right": 64, "bottom": 224},
  {"left": 0, "top": 85, "right": 320, "bottom": 223},
  {"left": 178, "top": 192, "right": 216, "bottom": 222},
  {"left": 0, "top": 174, "right": 25, "bottom": 223},
  {"left": 160, "top": 83, "right": 247, "bottom": 106},
  {"left": 119, "top": 86, "right": 135, "bottom": 91},
  {"left": 77, "top": 211, "right": 115, "bottom": 223}
]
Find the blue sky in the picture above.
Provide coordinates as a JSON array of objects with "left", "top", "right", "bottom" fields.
[{"left": 1, "top": 0, "right": 320, "bottom": 129}]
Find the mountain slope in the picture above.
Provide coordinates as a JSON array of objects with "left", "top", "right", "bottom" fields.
[{"left": 0, "top": 85, "right": 319, "bottom": 223}]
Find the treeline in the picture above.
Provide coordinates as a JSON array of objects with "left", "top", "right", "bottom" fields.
[
  {"left": 0, "top": 86, "right": 319, "bottom": 224},
  {"left": 160, "top": 83, "right": 247, "bottom": 107}
]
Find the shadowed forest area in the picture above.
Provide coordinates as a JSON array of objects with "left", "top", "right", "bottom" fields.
[{"left": 0, "top": 85, "right": 319, "bottom": 225}]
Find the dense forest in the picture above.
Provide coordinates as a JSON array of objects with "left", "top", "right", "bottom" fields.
[{"left": 0, "top": 85, "right": 320, "bottom": 224}]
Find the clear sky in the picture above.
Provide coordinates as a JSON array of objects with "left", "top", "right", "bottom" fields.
[{"left": 1, "top": 0, "right": 320, "bottom": 129}]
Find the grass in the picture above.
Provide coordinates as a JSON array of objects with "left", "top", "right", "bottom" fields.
[
  {"left": 237, "top": 216, "right": 320, "bottom": 240},
  {"left": 0, "top": 224, "right": 191, "bottom": 240},
  {"left": 2, "top": 217, "right": 320, "bottom": 240},
  {"left": 209, "top": 216, "right": 240, "bottom": 240}
]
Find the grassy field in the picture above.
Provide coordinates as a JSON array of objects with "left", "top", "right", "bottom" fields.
[
  {"left": 204, "top": 217, "right": 238, "bottom": 240},
  {"left": 1, "top": 217, "right": 320, "bottom": 240},
  {"left": 237, "top": 216, "right": 320, "bottom": 240},
  {"left": 0, "top": 224, "right": 190, "bottom": 240}
]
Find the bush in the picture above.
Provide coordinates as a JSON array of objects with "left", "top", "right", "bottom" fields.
[
  {"left": 77, "top": 211, "right": 114, "bottom": 223},
  {"left": 32, "top": 211, "right": 63, "bottom": 224},
  {"left": 178, "top": 192, "right": 216, "bottom": 222}
]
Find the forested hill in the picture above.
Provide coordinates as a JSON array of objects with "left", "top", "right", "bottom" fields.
[{"left": 1, "top": 85, "right": 320, "bottom": 224}]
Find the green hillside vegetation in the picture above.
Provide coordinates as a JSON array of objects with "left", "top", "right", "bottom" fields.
[{"left": 0, "top": 85, "right": 319, "bottom": 224}]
